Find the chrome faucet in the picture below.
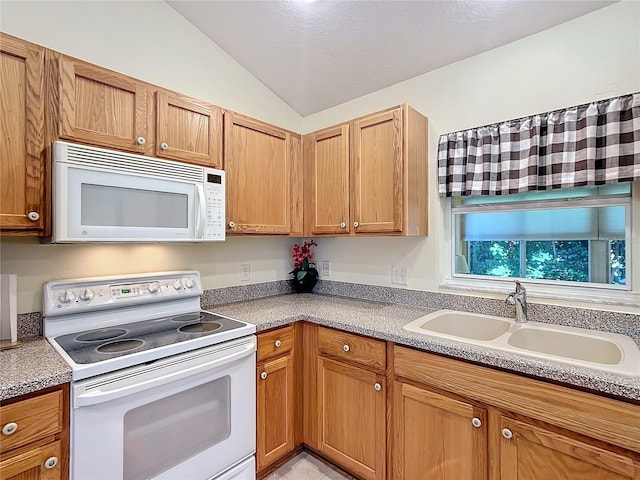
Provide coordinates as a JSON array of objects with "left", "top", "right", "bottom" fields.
[{"left": 506, "top": 280, "right": 528, "bottom": 323}]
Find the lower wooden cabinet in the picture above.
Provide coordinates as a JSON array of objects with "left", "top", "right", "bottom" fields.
[
  {"left": 256, "top": 354, "right": 295, "bottom": 470},
  {"left": 0, "top": 385, "right": 68, "bottom": 480},
  {"left": 499, "top": 416, "right": 639, "bottom": 480},
  {"left": 392, "top": 381, "right": 487, "bottom": 480},
  {"left": 316, "top": 355, "right": 386, "bottom": 480}
]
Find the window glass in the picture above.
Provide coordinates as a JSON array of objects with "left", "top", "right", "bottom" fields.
[{"left": 453, "top": 184, "right": 631, "bottom": 287}]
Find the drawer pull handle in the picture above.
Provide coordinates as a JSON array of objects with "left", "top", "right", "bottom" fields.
[
  {"left": 160, "top": 142, "right": 169, "bottom": 151},
  {"left": 27, "top": 211, "right": 40, "bottom": 221},
  {"left": 2, "top": 422, "right": 18, "bottom": 435},
  {"left": 340, "top": 222, "right": 346, "bottom": 228},
  {"left": 353, "top": 221, "right": 359, "bottom": 228},
  {"left": 274, "top": 340, "right": 282, "bottom": 348},
  {"left": 44, "top": 457, "right": 58, "bottom": 469},
  {"left": 228, "top": 221, "right": 235, "bottom": 228},
  {"left": 260, "top": 372, "right": 268, "bottom": 380},
  {"left": 343, "top": 344, "right": 350, "bottom": 352},
  {"left": 136, "top": 136, "right": 146, "bottom": 145},
  {"left": 472, "top": 417, "right": 482, "bottom": 428},
  {"left": 502, "top": 428, "right": 513, "bottom": 440},
  {"left": 374, "top": 383, "right": 382, "bottom": 391}
]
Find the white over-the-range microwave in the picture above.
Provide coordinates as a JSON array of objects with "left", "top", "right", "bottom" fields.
[{"left": 52, "top": 141, "right": 225, "bottom": 243}]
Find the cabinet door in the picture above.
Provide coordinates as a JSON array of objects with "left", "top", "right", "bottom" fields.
[
  {"left": 351, "top": 108, "right": 403, "bottom": 234},
  {"left": 58, "top": 58, "right": 148, "bottom": 153},
  {"left": 224, "top": 112, "right": 291, "bottom": 234},
  {"left": 256, "top": 355, "right": 295, "bottom": 471},
  {"left": 303, "top": 125, "right": 350, "bottom": 235},
  {"left": 393, "top": 382, "right": 487, "bottom": 480},
  {"left": 499, "top": 416, "right": 640, "bottom": 480},
  {"left": 0, "top": 441, "right": 62, "bottom": 480},
  {"left": 317, "top": 357, "right": 385, "bottom": 480},
  {"left": 155, "top": 92, "right": 222, "bottom": 168},
  {"left": 0, "top": 34, "right": 45, "bottom": 232}
]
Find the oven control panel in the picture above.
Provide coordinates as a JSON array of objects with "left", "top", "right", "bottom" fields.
[{"left": 43, "top": 271, "right": 203, "bottom": 317}]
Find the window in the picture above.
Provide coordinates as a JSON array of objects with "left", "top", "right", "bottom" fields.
[{"left": 452, "top": 184, "right": 631, "bottom": 289}]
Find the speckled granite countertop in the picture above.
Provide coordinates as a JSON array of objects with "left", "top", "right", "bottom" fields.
[
  {"left": 206, "top": 294, "right": 640, "bottom": 402},
  {"left": 0, "top": 338, "right": 72, "bottom": 401},
  {"left": 3, "top": 293, "right": 639, "bottom": 403}
]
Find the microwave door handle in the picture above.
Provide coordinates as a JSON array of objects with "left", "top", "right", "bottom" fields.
[
  {"left": 74, "top": 341, "right": 255, "bottom": 407},
  {"left": 196, "top": 184, "right": 205, "bottom": 240}
]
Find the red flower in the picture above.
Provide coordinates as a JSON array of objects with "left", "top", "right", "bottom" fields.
[{"left": 291, "top": 240, "right": 317, "bottom": 269}]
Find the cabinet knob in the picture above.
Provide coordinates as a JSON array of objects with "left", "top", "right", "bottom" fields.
[
  {"left": 274, "top": 339, "right": 282, "bottom": 348},
  {"left": 472, "top": 417, "right": 482, "bottom": 428},
  {"left": 374, "top": 383, "right": 382, "bottom": 391},
  {"left": 228, "top": 221, "right": 235, "bottom": 228},
  {"left": 136, "top": 136, "right": 146, "bottom": 145},
  {"left": 502, "top": 428, "right": 513, "bottom": 439},
  {"left": 343, "top": 344, "right": 350, "bottom": 352},
  {"left": 340, "top": 222, "right": 346, "bottom": 228},
  {"left": 260, "top": 372, "right": 268, "bottom": 380},
  {"left": 44, "top": 457, "right": 58, "bottom": 469},
  {"left": 2, "top": 422, "right": 18, "bottom": 435},
  {"left": 160, "top": 142, "right": 169, "bottom": 151},
  {"left": 27, "top": 211, "right": 40, "bottom": 221},
  {"left": 353, "top": 221, "right": 359, "bottom": 228}
]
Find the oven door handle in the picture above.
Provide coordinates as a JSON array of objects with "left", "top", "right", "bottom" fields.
[{"left": 74, "top": 341, "right": 254, "bottom": 407}]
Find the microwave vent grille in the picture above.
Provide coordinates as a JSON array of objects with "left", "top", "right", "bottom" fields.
[{"left": 63, "top": 144, "right": 205, "bottom": 183}]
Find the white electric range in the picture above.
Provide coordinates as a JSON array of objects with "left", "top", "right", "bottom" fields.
[{"left": 43, "top": 271, "right": 256, "bottom": 480}]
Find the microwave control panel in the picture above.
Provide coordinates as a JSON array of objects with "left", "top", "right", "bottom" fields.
[{"left": 203, "top": 169, "right": 225, "bottom": 241}]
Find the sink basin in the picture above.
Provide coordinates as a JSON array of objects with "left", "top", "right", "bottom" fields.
[
  {"left": 403, "top": 309, "right": 640, "bottom": 377},
  {"left": 403, "top": 310, "right": 513, "bottom": 341},
  {"left": 508, "top": 327, "right": 622, "bottom": 365}
]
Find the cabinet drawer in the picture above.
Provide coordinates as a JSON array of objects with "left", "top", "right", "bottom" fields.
[
  {"left": 0, "top": 390, "right": 63, "bottom": 454},
  {"left": 257, "top": 325, "right": 294, "bottom": 362},
  {"left": 317, "top": 326, "right": 386, "bottom": 371}
]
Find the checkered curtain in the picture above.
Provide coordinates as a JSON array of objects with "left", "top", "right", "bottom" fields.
[{"left": 437, "top": 93, "right": 640, "bottom": 197}]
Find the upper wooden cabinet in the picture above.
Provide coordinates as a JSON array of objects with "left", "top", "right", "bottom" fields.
[
  {"left": 154, "top": 91, "right": 222, "bottom": 168},
  {"left": 54, "top": 55, "right": 222, "bottom": 168},
  {"left": 0, "top": 33, "right": 46, "bottom": 233},
  {"left": 304, "top": 105, "right": 428, "bottom": 237},
  {"left": 57, "top": 56, "right": 148, "bottom": 154},
  {"left": 224, "top": 111, "right": 302, "bottom": 235}
]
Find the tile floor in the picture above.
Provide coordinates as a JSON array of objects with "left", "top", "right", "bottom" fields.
[{"left": 263, "top": 452, "right": 352, "bottom": 480}]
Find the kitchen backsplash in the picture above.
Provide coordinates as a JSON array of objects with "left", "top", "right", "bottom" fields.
[{"left": 18, "top": 279, "right": 640, "bottom": 345}]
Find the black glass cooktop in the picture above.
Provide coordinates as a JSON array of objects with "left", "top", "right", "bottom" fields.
[{"left": 54, "top": 311, "right": 246, "bottom": 364}]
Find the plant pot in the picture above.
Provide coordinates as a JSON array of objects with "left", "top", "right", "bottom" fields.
[{"left": 291, "top": 270, "right": 318, "bottom": 293}]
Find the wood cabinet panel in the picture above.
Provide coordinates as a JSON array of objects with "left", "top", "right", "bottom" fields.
[
  {"left": 58, "top": 58, "right": 148, "bottom": 153},
  {"left": 317, "top": 357, "right": 385, "bottom": 480},
  {"left": 257, "top": 326, "right": 294, "bottom": 362},
  {"left": 351, "top": 108, "right": 403, "bottom": 234},
  {"left": 499, "top": 416, "right": 639, "bottom": 480},
  {"left": 155, "top": 91, "right": 222, "bottom": 168},
  {"left": 0, "top": 440, "right": 62, "bottom": 480},
  {"left": 392, "top": 381, "right": 487, "bottom": 480},
  {"left": 317, "top": 326, "right": 386, "bottom": 372},
  {"left": 0, "top": 33, "right": 46, "bottom": 232},
  {"left": 303, "top": 125, "right": 350, "bottom": 235},
  {"left": 224, "top": 112, "right": 293, "bottom": 234},
  {"left": 257, "top": 355, "right": 295, "bottom": 471}
]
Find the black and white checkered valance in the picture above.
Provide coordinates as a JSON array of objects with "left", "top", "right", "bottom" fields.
[{"left": 437, "top": 93, "right": 640, "bottom": 197}]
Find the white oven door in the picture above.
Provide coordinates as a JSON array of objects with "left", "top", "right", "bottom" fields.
[
  {"left": 71, "top": 337, "right": 256, "bottom": 480},
  {"left": 55, "top": 162, "right": 202, "bottom": 242}
]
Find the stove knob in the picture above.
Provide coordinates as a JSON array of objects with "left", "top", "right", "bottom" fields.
[
  {"left": 184, "top": 278, "right": 195, "bottom": 289},
  {"left": 59, "top": 290, "right": 76, "bottom": 304},
  {"left": 148, "top": 282, "right": 161, "bottom": 293},
  {"left": 79, "top": 289, "right": 94, "bottom": 301},
  {"left": 173, "top": 280, "right": 183, "bottom": 290}
]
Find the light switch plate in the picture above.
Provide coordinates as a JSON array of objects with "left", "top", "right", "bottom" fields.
[
  {"left": 322, "top": 261, "right": 331, "bottom": 277},
  {"left": 392, "top": 265, "right": 408, "bottom": 285}
]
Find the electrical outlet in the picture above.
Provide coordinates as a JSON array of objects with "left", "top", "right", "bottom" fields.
[
  {"left": 240, "top": 264, "right": 250, "bottom": 282},
  {"left": 322, "top": 261, "right": 332, "bottom": 277},
  {"left": 392, "top": 265, "right": 408, "bottom": 285}
]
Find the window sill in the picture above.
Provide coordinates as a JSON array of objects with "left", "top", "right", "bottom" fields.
[{"left": 441, "top": 276, "right": 640, "bottom": 308}]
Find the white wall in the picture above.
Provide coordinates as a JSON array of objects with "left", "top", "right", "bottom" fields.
[
  {"left": 298, "top": 1, "right": 640, "bottom": 314},
  {"left": 1, "top": 1, "right": 639, "bottom": 314}
]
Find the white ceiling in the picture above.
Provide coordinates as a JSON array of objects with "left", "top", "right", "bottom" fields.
[{"left": 167, "top": 0, "right": 616, "bottom": 116}]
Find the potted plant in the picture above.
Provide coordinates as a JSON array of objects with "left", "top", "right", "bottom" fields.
[{"left": 290, "top": 240, "right": 318, "bottom": 293}]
